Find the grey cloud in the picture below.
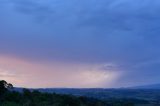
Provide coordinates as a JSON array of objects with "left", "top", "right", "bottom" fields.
[
  {"left": 0, "top": 0, "right": 160, "bottom": 65},
  {"left": 1, "top": 0, "right": 160, "bottom": 86},
  {"left": 9, "top": 0, "right": 55, "bottom": 23}
]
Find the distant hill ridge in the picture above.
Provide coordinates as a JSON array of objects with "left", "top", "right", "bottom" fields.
[{"left": 130, "top": 84, "right": 160, "bottom": 89}]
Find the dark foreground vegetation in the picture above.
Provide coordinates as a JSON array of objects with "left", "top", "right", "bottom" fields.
[{"left": 0, "top": 80, "right": 158, "bottom": 106}]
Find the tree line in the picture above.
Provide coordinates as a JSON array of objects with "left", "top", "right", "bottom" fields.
[{"left": 0, "top": 80, "right": 134, "bottom": 106}]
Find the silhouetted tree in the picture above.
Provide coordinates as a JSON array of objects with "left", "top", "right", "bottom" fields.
[
  {"left": 0, "top": 80, "right": 13, "bottom": 90},
  {"left": 0, "top": 80, "right": 13, "bottom": 101}
]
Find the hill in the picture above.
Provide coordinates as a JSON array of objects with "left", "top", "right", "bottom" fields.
[
  {"left": 130, "top": 84, "right": 160, "bottom": 89},
  {"left": 14, "top": 88, "right": 160, "bottom": 101}
]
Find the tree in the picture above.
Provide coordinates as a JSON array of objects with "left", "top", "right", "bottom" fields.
[{"left": 0, "top": 80, "right": 13, "bottom": 97}]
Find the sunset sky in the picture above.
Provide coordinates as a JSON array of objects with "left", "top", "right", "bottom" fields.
[{"left": 0, "top": 0, "right": 160, "bottom": 88}]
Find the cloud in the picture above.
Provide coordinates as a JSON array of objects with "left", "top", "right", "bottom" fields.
[
  {"left": 10, "top": 0, "right": 54, "bottom": 23},
  {"left": 0, "top": 0, "right": 160, "bottom": 87},
  {"left": 0, "top": 55, "right": 121, "bottom": 88},
  {"left": 0, "top": 0, "right": 160, "bottom": 64}
]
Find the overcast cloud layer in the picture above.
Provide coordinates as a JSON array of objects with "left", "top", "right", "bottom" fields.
[{"left": 0, "top": 0, "right": 160, "bottom": 88}]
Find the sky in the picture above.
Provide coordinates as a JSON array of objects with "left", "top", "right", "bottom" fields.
[{"left": 0, "top": 0, "right": 160, "bottom": 88}]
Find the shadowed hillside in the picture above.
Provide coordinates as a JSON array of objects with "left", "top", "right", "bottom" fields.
[
  {"left": 0, "top": 80, "right": 136, "bottom": 106},
  {"left": 1, "top": 80, "right": 160, "bottom": 106}
]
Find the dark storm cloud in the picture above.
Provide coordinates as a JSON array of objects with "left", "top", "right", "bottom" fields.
[
  {"left": 10, "top": 0, "right": 54, "bottom": 23},
  {"left": 1, "top": 0, "right": 160, "bottom": 72}
]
